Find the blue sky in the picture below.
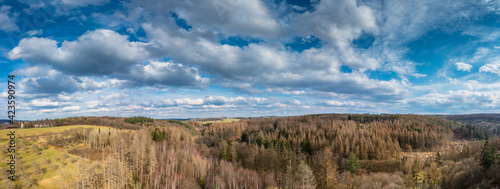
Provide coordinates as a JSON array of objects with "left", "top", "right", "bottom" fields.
[{"left": 0, "top": 0, "right": 499, "bottom": 120}]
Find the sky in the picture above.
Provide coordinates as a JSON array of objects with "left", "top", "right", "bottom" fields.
[{"left": 0, "top": 0, "right": 499, "bottom": 120}]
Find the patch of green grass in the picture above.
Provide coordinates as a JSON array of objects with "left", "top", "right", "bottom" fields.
[{"left": 0, "top": 125, "right": 110, "bottom": 140}]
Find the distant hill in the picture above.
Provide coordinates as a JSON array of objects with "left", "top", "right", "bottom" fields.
[
  {"left": 159, "top": 118, "right": 192, "bottom": 121},
  {"left": 437, "top": 114, "right": 500, "bottom": 137},
  {"left": 0, "top": 119, "right": 11, "bottom": 124}
]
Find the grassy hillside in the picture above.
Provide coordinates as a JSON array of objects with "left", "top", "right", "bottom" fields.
[
  {"left": 0, "top": 125, "right": 118, "bottom": 188},
  {"left": 0, "top": 125, "right": 109, "bottom": 140}
]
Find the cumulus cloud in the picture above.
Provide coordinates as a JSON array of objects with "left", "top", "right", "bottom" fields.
[
  {"left": 178, "top": 0, "right": 281, "bottom": 37},
  {"left": 18, "top": 0, "right": 109, "bottom": 14},
  {"left": 143, "top": 23, "right": 409, "bottom": 102},
  {"left": 479, "top": 61, "right": 500, "bottom": 76},
  {"left": 7, "top": 29, "right": 212, "bottom": 93},
  {"left": 25, "top": 98, "right": 81, "bottom": 112},
  {"left": 153, "top": 96, "right": 270, "bottom": 108},
  {"left": 55, "top": 0, "right": 110, "bottom": 7},
  {"left": 291, "top": 0, "right": 378, "bottom": 70},
  {"left": 125, "top": 0, "right": 281, "bottom": 38},
  {"left": 128, "top": 61, "right": 210, "bottom": 88},
  {"left": 8, "top": 29, "right": 161, "bottom": 76},
  {"left": 317, "top": 100, "right": 368, "bottom": 107},
  {"left": 410, "top": 90, "right": 500, "bottom": 112},
  {"left": 99, "top": 93, "right": 128, "bottom": 101},
  {"left": 456, "top": 62, "right": 473, "bottom": 72},
  {"left": 26, "top": 29, "right": 43, "bottom": 36},
  {"left": 30, "top": 98, "right": 66, "bottom": 107},
  {"left": 12, "top": 66, "right": 125, "bottom": 94},
  {"left": 292, "top": 0, "right": 377, "bottom": 47},
  {"left": 0, "top": 5, "right": 19, "bottom": 32}
]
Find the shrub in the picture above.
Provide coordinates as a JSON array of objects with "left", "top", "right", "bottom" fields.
[{"left": 347, "top": 153, "right": 360, "bottom": 174}]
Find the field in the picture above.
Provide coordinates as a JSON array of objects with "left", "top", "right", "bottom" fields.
[
  {"left": 194, "top": 118, "right": 240, "bottom": 124},
  {"left": 0, "top": 125, "right": 114, "bottom": 188},
  {"left": 0, "top": 125, "right": 109, "bottom": 141}
]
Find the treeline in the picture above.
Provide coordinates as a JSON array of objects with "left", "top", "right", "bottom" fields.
[
  {"left": 125, "top": 116, "right": 154, "bottom": 124},
  {"left": 3, "top": 116, "right": 198, "bottom": 131},
  {"left": 6, "top": 117, "right": 141, "bottom": 130}
]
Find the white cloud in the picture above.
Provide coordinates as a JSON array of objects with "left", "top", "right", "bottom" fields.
[
  {"left": 8, "top": 30, "right": 208, "bottom": 91},
  {"left": 143, "top": 23, "right": 409, "bottom": 102},
  {"left": 26, "top": 29, "right": 43, "bottom": 36},
  {"left": 463, "top": 27, "right": 500, "bottom": 42},
  {"left": 12, "top": 65, "right": 61, "bottom": 77},
  {"left": 13, "top": 66, "right": 126, "bottom": 94},
  {"left": 127, "top": 0, "right": 281, "bottom": 38},
  {"left": 463, "top": 80, "right": 500, "bottom": 90},
  {"left": 455, "top": 62, "right": 472, "bottom": 72},
  {"left": 410, "top": 90, "right": 500, "bottom": 111},
  {"left": 472, "top": 47, "right": 490, "bottom": 62},
  {"left": 100, "top": 93, "right": 128, "bottom": 101},
  {"left": 154, "top": 96, "right": 270, "bottom": 108},
  {"left": 56, "top": 0, "right": 110, "bottom": 7},
  {"left": 128, "top": 61, "right": 210, "bottom": 88},
  {"left": 8, "top": 29, "right": 160, "bottom": 76},
  {"left": 291, "top": 0, "right": 378, "bottom": 70},
  {"left": 319, "top": 100, "right": 368, "bottom": 107},
  {"left": 292, "top": 0, "right": 377, "bottom": 46},
  {"left": 30, "top": 98, "right": 67, "bottom": 107},
  {"left": 174, "top": 98, "right": 204, "bottom": 106},
  {"left": 0, "top": 5, "right": 19, "bottom": 32},
  {"left": 57, "top": 94, "right": 72, "bottom": 101},
  {"left": 61, "top": 106, "right": 81, "bottom": 111},
  {"left": 479, "top": 61, "right": 500, "bottom": 76}
]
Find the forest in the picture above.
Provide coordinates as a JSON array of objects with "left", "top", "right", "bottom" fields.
[{"left": 1, "top": 114, "right": 499, "bottom": 188}]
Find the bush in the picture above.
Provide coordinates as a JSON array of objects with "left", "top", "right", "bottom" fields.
[
  {"left": 347, "top": 153, "right": 360, "bottom": 174},
  {"left": 151, "top": 128, "right": 167, "bottom": 142}
]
